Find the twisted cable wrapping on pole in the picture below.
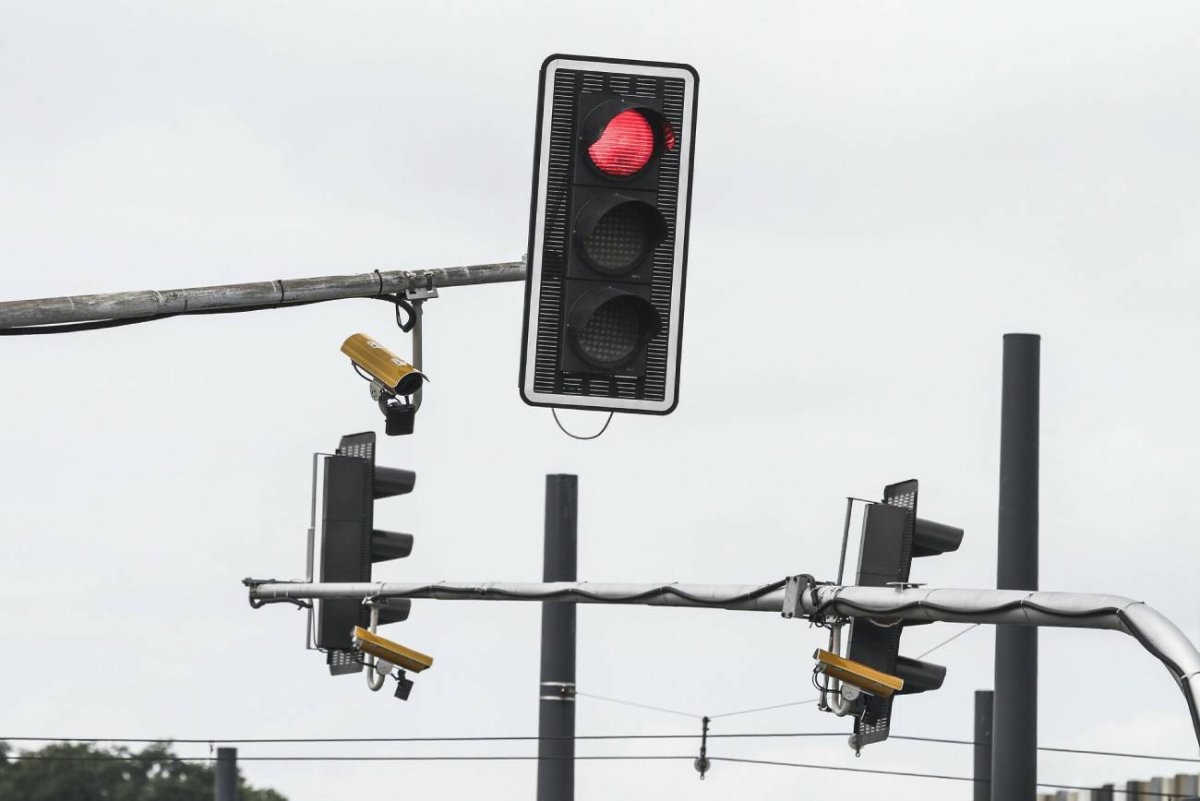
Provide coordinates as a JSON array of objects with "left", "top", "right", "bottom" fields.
[{"left": 252, "top": 580, "right": 789, "bottom": 611}]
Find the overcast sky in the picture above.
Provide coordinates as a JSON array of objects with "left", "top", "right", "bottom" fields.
[{"left": 4, "top": 2, "right": 1200, "bottom": 798}]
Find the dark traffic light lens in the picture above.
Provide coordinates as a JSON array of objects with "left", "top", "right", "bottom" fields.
[
  {"left": 588, "top": 109, "right": 655, "bottom": 177},
  {"left": 582, "top": 203, "right": 650, "bottom": 274},
  {"left": 576, "top": 297, "right": 640, "bottom": 366},
  {"left": 571, "top": 294, "right": 661, "bottom": 369}
]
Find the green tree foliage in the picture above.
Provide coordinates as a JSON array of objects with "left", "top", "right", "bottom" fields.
[{"left": 0, "top": 741, "right": 286, "bottom": 801}]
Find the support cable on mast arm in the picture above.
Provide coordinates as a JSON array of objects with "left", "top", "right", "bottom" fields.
[{"left": 0, "top": 259, "right": 526, "bottom": 333}]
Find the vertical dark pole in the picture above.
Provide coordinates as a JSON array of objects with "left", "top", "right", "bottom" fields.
[
  {"left": 537, "top": 475, "right": 577, "bottom": 801},
  {"left": 993, "top": 334, "right": 1040, "bottom": 801},
  {"left": 215, "top": 747, "right": 238, "bottom": 801},
  {"left": 973, "top": 690, "right": 994, "bottom": 801}
]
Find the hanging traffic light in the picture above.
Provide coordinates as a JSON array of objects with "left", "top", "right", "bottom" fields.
[
  {"left": 845, "top": 479, "right": 963, "bottom": 748},
  {"left": 519, "top": 54, "right": 699, "bottom": 415},
  {"left": 316, "top": 431, "right": 416, "bottom": 675}
]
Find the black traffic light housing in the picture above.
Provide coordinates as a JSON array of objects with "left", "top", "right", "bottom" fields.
[
  {"left": 846, "top": 479, "right": 963, "bottom": 747},
  {"left": 520, "top": 54, "right": 698, "bottom": 415},
  {"left": 316, "top": 431, "right": 415, "bottom": 675}
]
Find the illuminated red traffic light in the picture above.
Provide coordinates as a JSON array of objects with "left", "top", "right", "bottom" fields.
[
  {"left": 587, "top": 109, "right": 655, "bottom": 177},
  {"left": 521, "top": 55, "right": 698, "bottom": 415}
]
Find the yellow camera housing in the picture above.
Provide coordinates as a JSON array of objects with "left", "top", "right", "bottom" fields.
[
  {"left": 341, "top": 333, "right": 426, "bottom": 396},
  {"left": 353, "top": 626, "right": 434, "bottom": 673},
  {"left": 814, "top": 648, "right": 904, "bottom": 698}
]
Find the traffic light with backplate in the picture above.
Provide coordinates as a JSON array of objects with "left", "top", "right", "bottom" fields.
[
  {"left": 315, "top": 431, "right": 415, "bottom": 675},
  {"left": 845, "top": 479, "right": 963, "bottom": 748},
  {"left": 519, "top": 54, "right": 699, "bottom": 415}
]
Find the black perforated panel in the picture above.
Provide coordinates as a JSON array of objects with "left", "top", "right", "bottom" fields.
[{"left": 532, "top": 70, "right": 685, "bottom": 401}]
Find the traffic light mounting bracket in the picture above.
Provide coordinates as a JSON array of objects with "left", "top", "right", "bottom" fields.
[{"left": 378, "top": 279, "right": 437, "bottom": 435}]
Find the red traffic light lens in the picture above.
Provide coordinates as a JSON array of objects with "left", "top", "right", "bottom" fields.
[{"left": 588, "top": 109, "right": 655, "bottom": 177}]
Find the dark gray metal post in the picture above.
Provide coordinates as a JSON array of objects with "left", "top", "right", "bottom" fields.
[
  {"left": 993, "top": 334, "right": 1040, "bottom": 801},
  {"left": 537, "top": 475, "right": 577, "bottom": 801},
  {"left": 973, "top": 690, "right": 994, "bottom": 801},
  {"left": 215, "top": 747, "right": 238, "bottom": 801}
]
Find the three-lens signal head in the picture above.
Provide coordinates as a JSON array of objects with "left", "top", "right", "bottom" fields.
[{"left": 520, "top": 55, "right": 699, "bottom": 415}]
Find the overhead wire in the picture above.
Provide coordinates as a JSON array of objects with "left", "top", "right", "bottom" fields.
[
  {"left": 572, "top": 693, "right": 699, "bottom": 719},
  {"left": 5, "top": 731, "right": 1197, "bottom": 764},
  {"left": 0, "top": 732, "right": 836, "bottom": 745},
  {"left": 579, "top": 621, "right": 979, "bottom": 722},
  {"left": 915, "top": 622, "right": 981, "bottom": 659},
  {"left": 709, "top": 698, "right": 820, "bottom": 720},
  {"left": 2, "top": 750, "right": 1190, "bottom": 796},
  {"left": 8, "top": 620, "right": 1192, "bottom": 777},
  {"left": 712, "top": 756, "right": 1193, "bottom": 799}
]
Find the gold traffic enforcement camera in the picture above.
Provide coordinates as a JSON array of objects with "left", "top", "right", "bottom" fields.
[
  {"left": 341, "top": 333, "right": 426, "bottom": 396},
  {"left": 352, "top": 626, "right": 434, "bottom": 674},
  {"left": 814, "top": 648, "right": 904, "bottom": 699}
]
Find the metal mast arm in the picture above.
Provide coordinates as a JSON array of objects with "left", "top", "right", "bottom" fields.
[
  {"left": 245, "top": 576, "right": 1200, "bottom": 749},
  {"left": 0, "top": 260, "right": 525, "bottom": 329},
  {"left": 246, "top": 580, "right": 788, "bottom": 612}
]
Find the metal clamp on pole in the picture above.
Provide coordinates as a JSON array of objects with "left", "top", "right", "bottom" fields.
[
  {"left": 538, "top": 680, "right": 576, "bottom": 702},
  {"left": 780, "top": 574, "right": 814, "bottom": 619}
]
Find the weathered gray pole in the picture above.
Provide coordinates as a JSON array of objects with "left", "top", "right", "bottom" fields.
[
  {"left": 215, "top": 747, "right": 239, "bottom": 801},
  {"left": 992, "top": 333, "right": 1040, "bottom": 801},
  {"left": 0, "top": 261, "right": 525, "bottom": 329},
  {"left": 537, "top": 475, "right": 577, "bottom": 801},
  {"left": 974, "top": 689, "right": 994, "bottom": 801}
]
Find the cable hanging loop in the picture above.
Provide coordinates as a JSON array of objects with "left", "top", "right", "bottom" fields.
[{"left": 552, "top": 408, "right": 614, "bottom": 440}]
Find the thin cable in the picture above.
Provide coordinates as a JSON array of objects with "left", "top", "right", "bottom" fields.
[
  {"left": 709, "top": 698, "right": 819, "bottom": 719},
  {"left": 351, "top": 362, "right": 377, "bottom": 385},
  {"left": 712, "top": 757, "right": 1194, "bottom": 798},
  {"left": 4, "top": 731, "right": 1198, "bottom": 765},
  {"left": 915, "top": 623, "right": 980, "bottom": 659},
  {"left": 0, "top": 315, "right": 182, "bottom": 334},
  {"left": 715, "top": 755, "right": 973, "bottom": 783},
  {"left": 587, "top": 629, "right": 954, "bottom": 723},
  {"left": 551, "top": 408, "right": 614, "bottom": 440},
  {"left": 574, "top": 692, "right": 699, "bottom": 719},
  {"left": 0, "top": 732, "right": 846, "bottom": 745},
  {"left": 3, "top": 754, "right": 693, "bottom": 763},
  {"left": 615, "top": 623, "right": 970, "bottom": 722},
  {"left": 888, "top": 733, "right": 1200, "bottom": 767},
  {"left": 4, "top": 751, "right": 1184, "bottom": 795}
]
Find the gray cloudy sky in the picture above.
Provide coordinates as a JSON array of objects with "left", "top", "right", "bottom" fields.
[{"left": 3, "top": 2, "right": 1200, "bottom": 798}]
